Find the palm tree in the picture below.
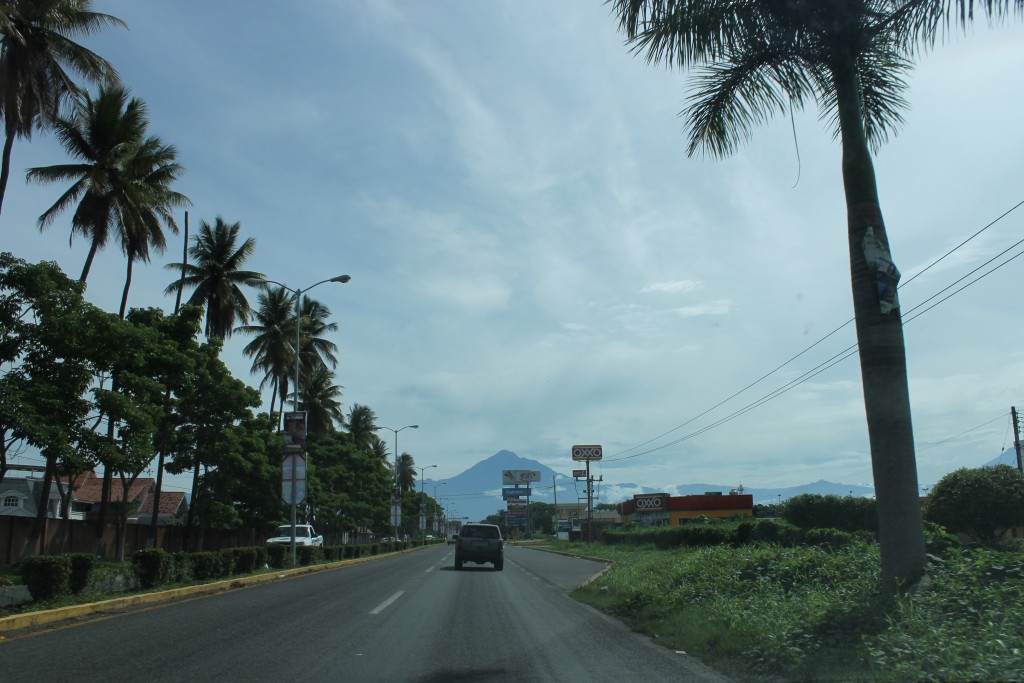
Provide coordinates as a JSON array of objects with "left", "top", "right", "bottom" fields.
[
  {"left": 296, "top": 295, "right": 339, "bottom": 379},
  {"left": 26, "top": 83, "right": 148, "bottom": 282},
  {"left": 299, "top": 364, "right": 344, "bottom": 438},
  {"left": 397, "top": 452, "right": 416, "bottom": 492},
  {"left": 346, "top": 404, "right": 378, "bottom": 454},
  {"left": 236, "top": 285, "right": 293, "bottom": 422},
  {"left": 114, "top": 135, "right": 188, "bottom": 318},
  {"left": 165, "top": 217, "right": 263, "bottom": 339},
  {"left": 369, "top": 436, "right": 389, "bottom": 463},
  {"left": 0, "top": 0, "right": 124, "bottom": 218},
  {"left": 610, "top": 0, "right": 995, "bottom": 591}
]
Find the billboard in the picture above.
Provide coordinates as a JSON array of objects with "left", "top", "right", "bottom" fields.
[
  {"left": 503, "top": 487, "right": 531, "bottom": 499},
  {"left": 283, "top": 411, "right": 307, "bottom": 451},
  {"left": 502, "top": 469, "right": 541, "bottom": 485},
  {"left": 571, "top": 444, "right": 603, "bottom": 461},
  {"left": 633, "top": 494, "right": 669, "bottom": 512}
]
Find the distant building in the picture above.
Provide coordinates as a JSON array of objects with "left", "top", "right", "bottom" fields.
[
  {"left": 0, "top": 477, "right": 62, "bottom": 519},
  {"left": 618, "top": 492, "right": 754, "bottom": 526}
]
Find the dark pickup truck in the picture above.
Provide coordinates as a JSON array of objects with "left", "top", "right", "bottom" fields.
[{"left": 454, "top": 523, "right": 504, "bottom": 571}]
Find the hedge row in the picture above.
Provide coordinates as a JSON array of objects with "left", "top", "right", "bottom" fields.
[
  {"left": 603, "top": 519, "right": 874, "bottom": 551},
  {"left": 19, "top": 553, "right": 97, "bottom": 602},
  {"left": 18, "top": 538, "right": 442, "bottom": 601}
]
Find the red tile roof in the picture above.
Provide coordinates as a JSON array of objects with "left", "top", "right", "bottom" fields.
[
  {"left": 72, "top": 472, "right": 154, "bottom": 505},
  {"left": 138, "top": 491, "right": 186, "bottom": 515}
]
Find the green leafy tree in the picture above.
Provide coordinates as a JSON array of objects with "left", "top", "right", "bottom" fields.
[
  {"left": 925, "top": 465, "right": 1024, "bottom": 545},
  {"left": 165, "top": 339, "right": 262, "bottom": 550},
  {"left": 192, "top": 411, "right": 280, "bottom": 534},
  {"left": 92, "top": 307, "right": 182, "bottom": 560},
  {"left": 166, "top": 216, "right": 262, "bottom": 340},
  {"left": 610, "top": 0, "right": 1024, "bottom": 591},
  {"left": 307, "top": 431, "right": 390, "bottom": 540},
  {"left": 0, "top": 0, "right": 124, "bottom": 217},
  {"left": 0, "top": 253, "right": 102, "bottom": 558}
]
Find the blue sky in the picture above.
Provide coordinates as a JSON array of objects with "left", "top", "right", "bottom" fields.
[{"left": 4, "top": 2, "right": 1024, "bottom": 505}]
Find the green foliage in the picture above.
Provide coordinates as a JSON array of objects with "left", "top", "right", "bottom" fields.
[
  {"left": 265, "top": 544, "right": 287, "bottom": 569},
  {"left": 298, "top": 546, "right": 324, "bottom": 566},
  {"left": 223, "top": 547, "right": 259, "bottom": 574},
  {"left": 188, "top": 551, "right": 226, "bottom": 581},
  {"left": 925, "top": 465, "right": 1024, "bottom": 545},
  {"left": 132, "top": 549, "right": 173, "bottom": 589},
  {"left": 171, "top": 551, "right": 191, "bottom": 582},
  {"left": 867, "top": 549, "right": 1024, "bottom": 681},
  {"left": 19, "top": 555, "right": 72, "bottom": 601},
  {"left": 782, "top": 494, "right": 878, "bottom": 533},
  {"left": 67, "top": 553, "right": 96, "bottom": 594}
]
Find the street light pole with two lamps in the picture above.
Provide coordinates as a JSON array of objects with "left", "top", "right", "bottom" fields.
[
  {"left": 378, "top": 424, "right": 418, "bottom": 541},
  {"left": 418, "top": 464, "right": 437, "bottom": 538}
]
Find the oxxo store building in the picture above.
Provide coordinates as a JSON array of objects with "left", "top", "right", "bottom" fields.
[{"left": 619, "top": 492, "right": 754, "bottom": 527}]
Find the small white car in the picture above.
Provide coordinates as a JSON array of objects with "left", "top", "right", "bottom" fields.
[{"left": 266, "top": 524, "right": 323, "bottom": 547}]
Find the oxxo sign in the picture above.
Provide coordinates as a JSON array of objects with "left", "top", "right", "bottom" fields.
[
  {"left": 571, "top": 444, "right": 603, "bottom": 461},
  {"left": 633, "top": 494, "right": 668, "bottom": 511}
]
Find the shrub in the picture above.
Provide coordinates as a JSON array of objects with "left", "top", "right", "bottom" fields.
[
  {"left": 746, "top": 518, "right": 802, "bottom": 545},
  {"left": 298, "top": 546, "right": 323, "bottom": 566},
  {"left": 67, "top": 553, "right": 96, "bottom": 594},
  {"left": 229, "top": 547, "right": 259, "bottom": 574},
  {"left": 189, "top": 551, "right": 226, "bottom": 581},
  {"left": 171, "top": 551, "right": 191, "bottom": 582},
  {"left": 20, "top": 555, "right": 71, "bottom": 601},
  {"left": 266, "top": 544, "right": 287, "bottom": 569},
  {"left": 132, "top": 549, "right": 173, "bottom": 589},
  {"left": 253, "top": 545, "right": 269, "bottom": 568},
  {"left": 802, "top": 527, "right": 855, "bottom": 551},
  {"left": 925, "top": 465, "right": 1024, "bottom": 545},
  {"left": 782, "top": 494, "right": 878, "bottom": 532}
]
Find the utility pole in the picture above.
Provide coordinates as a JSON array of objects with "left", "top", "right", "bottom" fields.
[{"left": 1012, "top": 406, "right": 1022, "bottom": 473}]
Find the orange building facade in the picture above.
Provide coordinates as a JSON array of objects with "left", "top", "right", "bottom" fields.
[{"left": 618, "top": 492, "right": 754, "bottom": 527}]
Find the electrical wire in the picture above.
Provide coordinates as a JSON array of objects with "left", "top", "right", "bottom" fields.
[{"left": 607, "top": 199, "right": 1024, "bottom": 463}]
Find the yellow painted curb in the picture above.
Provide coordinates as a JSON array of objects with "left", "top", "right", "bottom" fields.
[{"left": 0, "top": 548, "right": 413, "bottom": 634}]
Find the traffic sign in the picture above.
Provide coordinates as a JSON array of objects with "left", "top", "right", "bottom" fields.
[{"left": 281, "top": 480, "right": 307, "bottom": 505}]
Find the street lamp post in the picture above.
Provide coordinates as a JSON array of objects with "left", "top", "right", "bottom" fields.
[
  {"left": 263, "top": 274, "right": 351, "bottom": 565},
  {"left": 378, "top": 424, "right": 418, "bottom": 540},
  {"left": 430, "top": 482, "right": 446, "bottom": 536},
  {"left": 418, "top": 464, "right": 437, "bottom": 538}
]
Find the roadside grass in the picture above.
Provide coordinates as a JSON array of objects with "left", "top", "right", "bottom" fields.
[{"left": 568, "top": 540, "right": 1024, "bottom": 682}]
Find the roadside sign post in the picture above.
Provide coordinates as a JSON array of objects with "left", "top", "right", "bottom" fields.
[
  {"left": 571, "top": 445, "right": 602, "bottom": 541},
  {"left": 282, "top": 411, "right": 308, "bottom": 565}
]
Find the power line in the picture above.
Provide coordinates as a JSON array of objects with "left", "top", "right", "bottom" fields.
[{"left": 607, "top": 199, "right": 1024, "bottom": 463}]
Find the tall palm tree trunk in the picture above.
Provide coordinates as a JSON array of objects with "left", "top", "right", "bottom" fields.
[
  {"left": 119, "top": 258, "right": 135, "bottom": 319},
  {"left": 149, "top": 211, "right": 189, "bottom": 547},
  {"left": 80, "top": 240, "right": 101, "bottom": 283},
  {"left": 835, "top": 65, "right": 925, "bottom": 591},
  {"left": 0, "top": 125, "right": 15, "bottom": 219}
]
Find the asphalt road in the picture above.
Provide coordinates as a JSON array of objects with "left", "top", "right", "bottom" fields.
[{"left": 1, "top": 545, "right": 730, "bottom": 682}]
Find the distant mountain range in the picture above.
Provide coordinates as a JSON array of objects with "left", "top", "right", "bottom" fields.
[{"left": 425, "top": 450, "right": 878, "bottom": 524}]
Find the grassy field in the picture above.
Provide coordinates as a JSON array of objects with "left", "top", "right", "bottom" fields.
[{"left": 567, "top": 540, "right": 1024, "bottom": 682}]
